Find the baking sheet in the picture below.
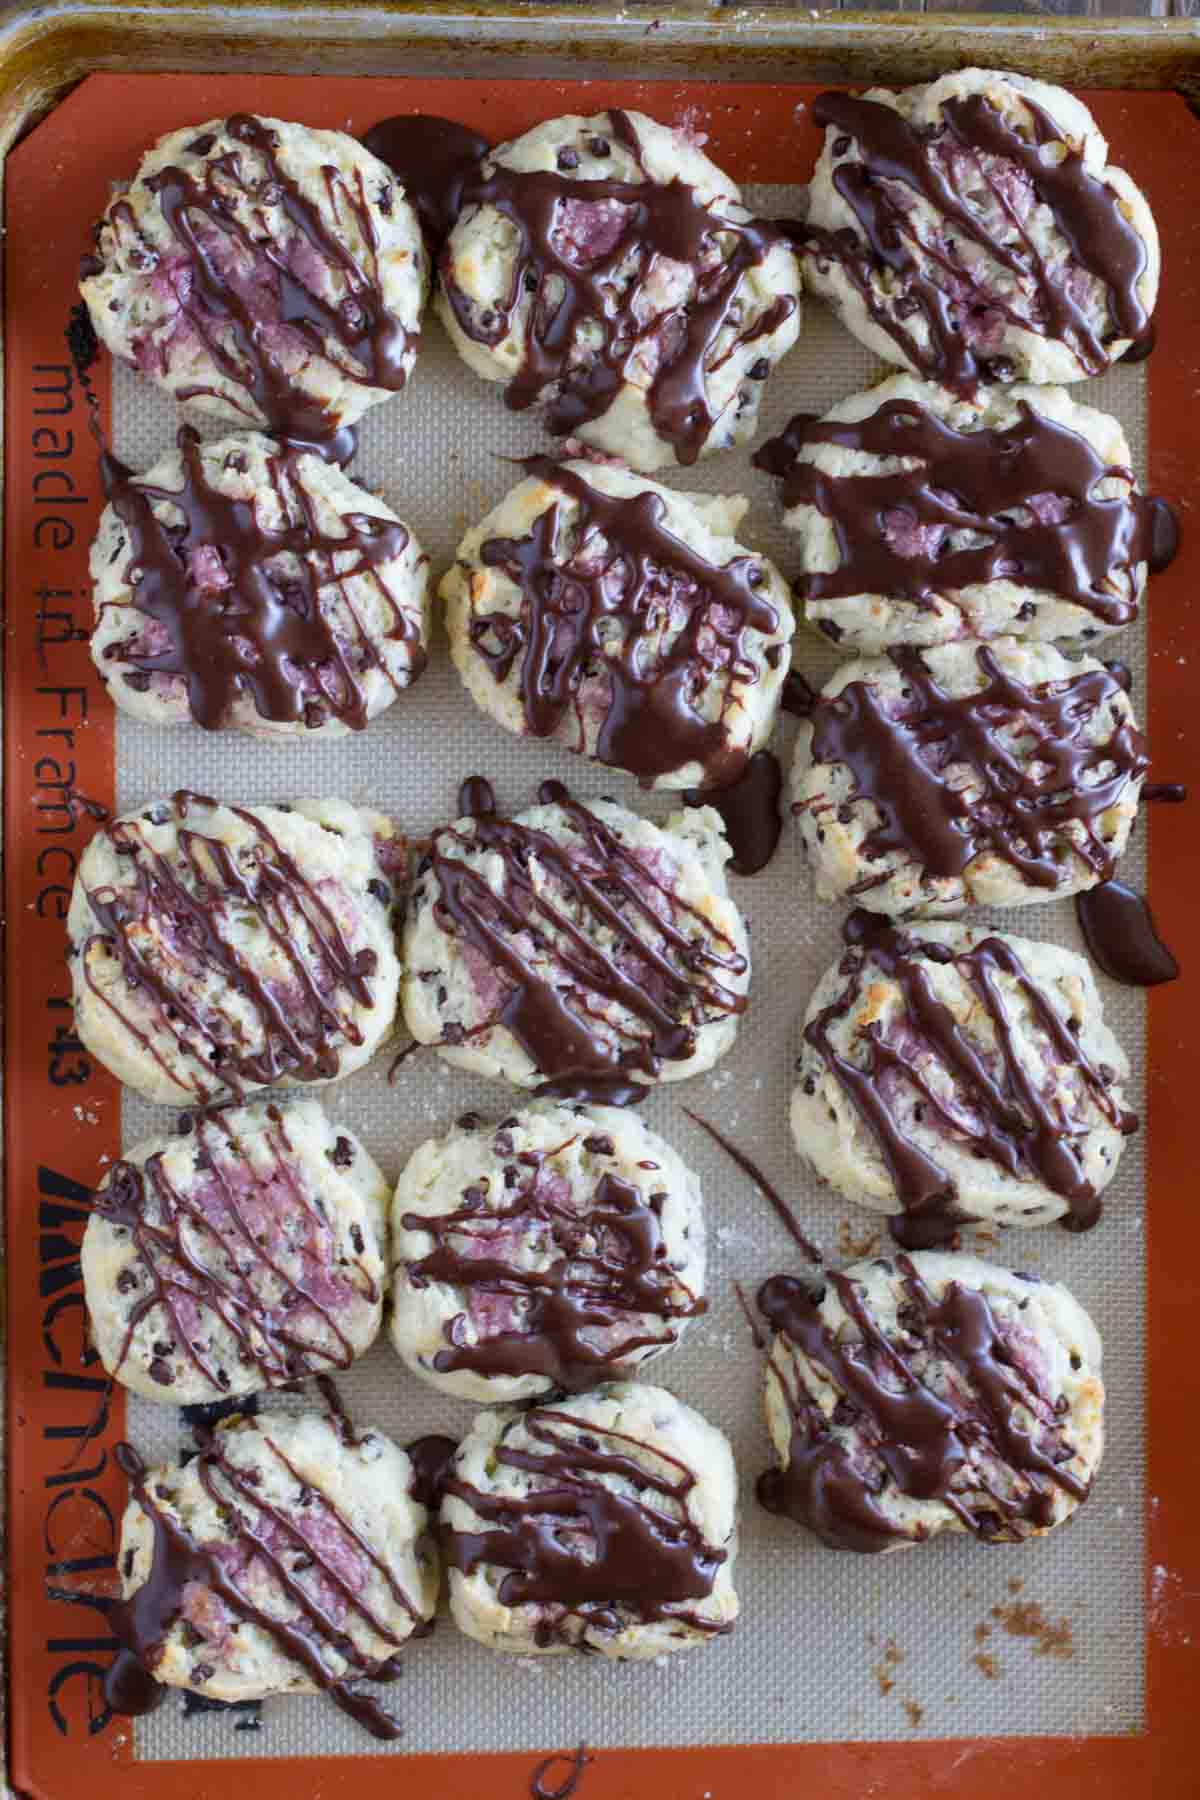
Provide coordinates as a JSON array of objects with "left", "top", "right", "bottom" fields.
[{"left": 101, "top": 180, "right": 1151, "bottom": 1758}]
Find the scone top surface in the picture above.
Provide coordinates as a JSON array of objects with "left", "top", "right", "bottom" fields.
[
  {"left": 802, "top": 70, "right": 1159, "bottom": 388},
  {"left": 68, "top": 792, "right": 404, "bottom": 1105},
  {"left": 437, "top": 108, "right": 802, "bottom": 472},
  {"left": 91, "top": 429, "right": 430, "bottom": 737},
  {"left": 402, "top": 778, "right": 750, "bottom": 1093},
  {"left": 758, "top": 1251, "right": 1104, "bottom": 1552},
  {"left": 390, "top": 1100, "right": 707, "bottom": 1403},
  {"left": 113, "top": 1410, "right": 438, "bottom": 1731},
  {"left": 80, "top": 114, "right": 427, "bottom": 446},
  {"left": 442, "top": 457, "right": 793, "bottom": 790},
  {"left": 791, "top": 913, "right": 1135, "bottom": 1238},
  {"left": 759, "top": 374, "right": 1175, "bottom": 654},
  {"left": 791, "top": 637, "right": 1146, "bottom": 915},
  {"left": 441, "top": 1381, "right": 739, "bottom": 1656},
  {"left": 83, "top": 1098, "right": 389, "bottom": 1405}
]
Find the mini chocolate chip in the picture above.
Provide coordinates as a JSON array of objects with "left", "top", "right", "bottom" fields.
[
  {"left": 149, "top": 1358, "right": 174, "bottom": 1386},
  {"left": 589, "top": 136, "right": 611, "bottom": 156},
  {"left": 191, "top": 1663, "right": 216, "bottom": 1686},
  {"left": 303, "top": 702, "right": 326, "bottom": 730},
  {"left": 583, "top": 1134, "right": 614, "bottom": 1155},
  {"left": 367, "top": 878, "right": 391, "bottom": 904},
  {"left": 353, "top": 949, "right": 378, "bottom": 977},
  {"left": 456, "top": 1112, "right": 481, "bottom": 1131},
  {"left": 124, "top": 672, "right": 152, "bottom": 692},
  {"left": 117, "top": 1268, "right": 138, "bottom": 1294},
  {"left": 330, "top": 1135, "right": 355, "bottom": 1169},
  {"left": 350, "top": 1224, "right": 365, "bottom": 1254},
  {"left": 818, "top": 618, "right": 844, "bottom": 643},
  {"left": 556, "top": 147, "right": 580, "bottom": 171},
  {"left": 748, "top": 358, "right": 770, "bottom": 380}
]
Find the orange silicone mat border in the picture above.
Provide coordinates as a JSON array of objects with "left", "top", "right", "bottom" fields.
[{"left": 5, "top": 72, "right": 1199, "bottom": 1800}]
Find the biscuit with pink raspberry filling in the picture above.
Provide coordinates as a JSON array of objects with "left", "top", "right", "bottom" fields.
[
  {"left": 390, "top": 1100, "right": 706, "bottom": 1404},
  {"left": 110, "top": 1411, "right": 439, "bottom": 1724},
  {"left": 83, "top": 1099, "right": 389, "bottom": 1405},
  {"left": 79, "top": 115, "right": 426, "bottom": 448},
  {"left": 757, "top": 1251, "right": 1104, "bottom": 1551},
  {"left": 67, "top": 794, "right": 404, "bottom": 1106},
  {"left": 801, "top": 69, "right": 1159, "bottom": 389},
  {"left": 437, "top": 109, "right": 801, "bottom": 473}
]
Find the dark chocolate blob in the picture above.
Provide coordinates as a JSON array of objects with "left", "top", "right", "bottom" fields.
[
  {"left": 1075, "top": 880, "right": 1179, "bottom": 987},
  {"left": 533, "top": 1074, "right": 650, "bottom": 1109},
  {"left": 757, "top": 1255, "right": 1090, "bottom": 1551},
  {"left": 99, "top": 113, "right": 415, "bottom": 448},
  {"left": 805, "top": 645, "right": 1148, "bottom": 890},
  {"left": 473, "top": 458, "right": 780, "bottom": 788},
  {"left": 683, "top": 1109, "right": 822, "bottom": 1264},
  {"left": 803, "top": 90, "right": 1151, "bottom": 390},
  {"left": 104, "top": 1430, "right": 428, "bottom": 1739},
  {"left": 1143, "top": 782, "right": 1187, "bottom": 804},
  {"left": 99, "top": 427, "right": 423, "bottom": 731},
  {"left": 94, "top": 1104, "right": 375, "bottom": 1394},
  {"left": 757, "top": 396, "right": 1177, "bottom": 627},
  {"left": 405, "top": 1435, "right": 458, "bottom": 1511},
  {"left": 361, "top": 114, "right": 491, "bottom": 255},
  {"left": 403, "top": 1164, "right": 704, "bottom": 1391},
  {"left": 530, "top": 1746, "right": 594, "bottom": 1800},
  {"left": 802, "top": 912, "right": 1137, "bottom": 1241},
  {"left": 79, "top": 792, "right": 384, "bottom": 1102},
  {"left": 781, "top": 669, "right": 820, "bottom": 719},
  {"left": 422, "top": 780, "right": 746, "bottom": 1088},
  {"left": 443, "top": 108, "right": 795, "bottom": 463},
  {"left": 443, "top": 1407, "right": 730, "bottom": 1641},
  {"left": 684, "top": 751, "right": 783, "bottom": 876}
]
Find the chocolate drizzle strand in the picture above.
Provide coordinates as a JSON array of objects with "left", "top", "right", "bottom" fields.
[
  {"left": 803, "top": 912, "right": 1136, "bottom": 1243},
  {"left": 443, "top": 1408, "right": 730, "bottom": 1641},
  {"left": 443, "top": 109, "right": 795, "bottom": 463},
  {"left": 405, "top": 1435, "right": 458, "bottom": 1510},
  {"left": 758, "top": 397, "right": 1177, "bottom": 628},
  {"left": 99, "top": 428, "right": 424, "bottom": 731},
  {"left": 78, "top": 793, "right": 389, "bottom": 1102},
  {"left": 1075, "top": 881, "right": 1180, "bottom": 988},
  {"left": 420, "top": 780, "right": 746, "bottom": 1087},
  {"left": 402, "top": 1164, "right": 704, "bottom": 1391},
  {"left": 362, "top": 115, "right": 490, "bottom": 256},
  {"left": 93, "top": 1105, "right": 378, "bottom": 1396},
  {"left": 805, "top": 646, "right": 1147, "bottom": 891},
  {"left": 757, "top": 1256, "right": 1090, "bottom": 1551},
  {"left": 804, "top": 89, "right": 1151, "bottom": 389},
  {"left": 530, "top": 1746, "right": 595, "bottom": 1799},
  {"left": 684, "top": 1109, "right": 822, "bottom": 1264},
  {"left": 87, "top": 114, "right": 417, "bottom": 448},
  {"left": 105, "top": 1424, "right": 430, "bottom": 1739},
  {"left": 471, "top": 458, "right": 782, "bottom": 788}
]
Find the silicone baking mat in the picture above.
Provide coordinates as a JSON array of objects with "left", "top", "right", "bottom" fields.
[{"left": 6, "top": 72, "right": 1200, "bottom": 1800}]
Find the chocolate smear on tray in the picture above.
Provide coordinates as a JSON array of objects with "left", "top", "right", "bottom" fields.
[
  {"left": 685, "top": 751, "right": 783, "bottom": 875},
  {"left": 93, "top": 1103, "right": 375, "bottom": 1394},
  {"left": 683, "top": 1109, "right": 823, "bottom": 1264},
  {"left": 362, "top": 115, "right": 490, "bottom": 255},
  {"left": 1075, "top": 880, "right": 1180, "bottom": 987},
  {"left": 405, "top": 1435, "right": 459, "bottom": 1510},
  {"left": 1143, "top": 782, "right": 1187, "bottom": 804},
  {"left": 801, "top": 90, "right": 1150, "bottom": 390},
  {"left": 443, "top": 108, "right": 795, "bottom": 463},
  {"left": 756, "top": 1254, "right": 1089, "bottom": 1551},
  {"left": 423, "top": 779, "right": 746, "bottom": 1088},
  {"left": 91, "top": 113, "right": 415, "bottom": 450},
  {"left": 530, "top": 1746, "right": 595, "bottom": 1800},
  {"left": 79, "top": 792, "right": 384, "bottom": 1102},
  {"left": 104, "top": 1427, "right": 428, "bottom": 1739},
  {"left": 403, "top": 1165, "right": 704, "bottom": 1391},
  {"left": 443, "top": 1408, "right": 730, "bottom": 1639},
  {"left": 756, "top": 397, "right": 1177, "bottom": 627},
  {"left": 803, "top": 912, "right": 1137, "bottom": 1243},
  {"left": 100, "top": 427, "right": 423, "bottom": 731},
  {"left": 473, "top": 458, "right": 780, "bottom": 788},
  {"left": 804, "top": 645, "right": 1148, "bottom": 890}
]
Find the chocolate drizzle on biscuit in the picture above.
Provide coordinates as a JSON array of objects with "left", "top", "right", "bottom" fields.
[
  {"left": 685, "top": 752, "right": 783, "bottom": 875},
  {"left": 95, "top": 1104, "right": 376, "bottom": 1394},
  {"left": 803, "top": 90, "right": 1151, "bottom": 390},
  {"left": 443, "top": 109, "right": 794, "bottom": 462},
  {"left": 91, "top": 114, "right": 416, "bottom": 448},
  {"left": 802, "top": 912, "right": 1136, "bottom": 1243},
  {"left": 362, "top": 114, "right": 490, "bottom": 255},
  {"left": 758, "top": 397, "right": 1177, "bottom": 627},
  {"left": 805, "top": 646, "right": 1147, "bottom": 890},
  {"left": 79, "top": 793, "right": 386, "bottom": 1102},
  {"left": 473, "top": 459, "right": 781, "bottom": 788},
  {"left": 105, "top": 1424, "right": 428, "bottom": 1739},
  {"left": 403, "top": 1158, "right": 704, "bottom": 1391},
  {"left": 422, "top": 780, "right": 746, "bottom": 1087},
  {"left": 443, "top": 1407, "right": 729, "bottom": 1641},
  {"left": 100, "top": 428, "right": 423, "bottom": 730},
  {"left": 757, "top": 1256, "right": 1090, "bottom": 1552}
]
